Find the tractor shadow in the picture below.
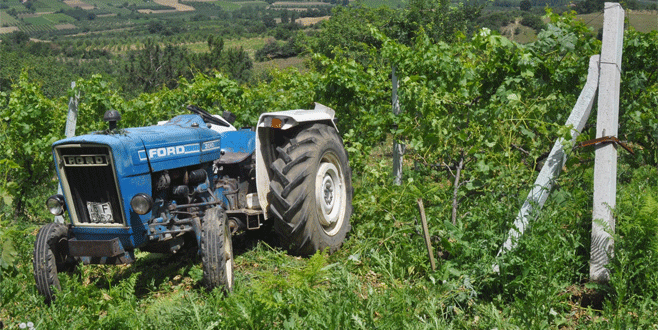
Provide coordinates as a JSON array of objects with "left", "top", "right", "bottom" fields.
[{"left": 90, "top": 227, "right": 279, "bottom": 298}]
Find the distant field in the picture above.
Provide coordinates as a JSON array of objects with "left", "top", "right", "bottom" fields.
[
  {"left": 500, "top": 19, "right": 537, "bottom": 43},
  {"left": 358, "top": 0, "right": 403, "bottom": 8},
  {"left": 297, "top": 15, "right": 330, "bottom": 26},
  {"left": 63, "top": 0, "right": 95, "bottom": 10},
  {"left": 225, "top": 36, "right": 269, "bottom": 57},
  {"left": 54, "top": 23, "right": 78, "bottom": 30},
  {"left": 271, "top": 1, "right": 330, "bottom": 6},
  {"left": 213, "top": 1, "right": 241, "bottom": 10},
  {"left": 42, "top": 13, "right": 77, "bottom": 24},
  {"left": 0, "top": 11, "right": 20, "bottom": 25},
  {"left": 153, "top": 0, "right": 196, "bottom": 11},
  {"left": 0, "top": 26, "right": 19, "bottom": 33},
  {"left": 0, "top": 0, "right": 654, "bottom": 45},
  {"left": 34, "top": 0, "right": 72, "bottom": 12},
  {"left": 253, "top": 55, "right": 307, "bottom": 74},
  {"left": 165, "top": 36, "right": 269, "bottom": 57},
  {"left": 576, "top": 10, "right": 657, "bottom": 33},
  {"left": 181, "top": 36, "right": 269, "bottom": 56},
  {"left": 23, "top": 16, "right": 51, "bottom": 26}
]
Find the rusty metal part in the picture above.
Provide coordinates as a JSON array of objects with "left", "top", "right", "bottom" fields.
[{"left": 576, "top": 136, "right": 634, "bottom": 155}]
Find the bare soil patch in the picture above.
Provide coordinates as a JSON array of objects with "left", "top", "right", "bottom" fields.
[
  {"left": 55, "top": 23, "right": 77, "bottom": 30},
  {"left": 64, "top": 0, "right": 95, "bottom": 10},
  {"left": 138, "top": 9, "right": 180, "bottom": 14},
  {"left": 153, "top": 0, "right": 196, "bottom": 11},
  {"left": 296, "top": 16, "right": 330, "bottom": 26},
  {"left": 271, "top": 1, "right": 329, "bottom": 5},
  {"left": 0, "top": 26, "right": 19, "bottom": 34}
]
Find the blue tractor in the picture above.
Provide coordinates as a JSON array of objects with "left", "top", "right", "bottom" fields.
[{"left": 33, "top": 104, "right": 352, "bottom": 302}]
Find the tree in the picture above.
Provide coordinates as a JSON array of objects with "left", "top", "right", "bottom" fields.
[
  {"left": 2, "top": 31, "right": 30, "bottom": 47},
  {"left": 255, "top": 38, "right": 300, "bottom": 61},
  {"left": 280, "top": 10, "right": 289, "bottom": 24},
  {"left": 219, "top": 47, "right": 253, "bottom": 83},
  {"left": 574, "top": 0, "right": 604, "bottom": 14},
  {"left": 520, "top": 0, "right": 532, "bottom": 11},
  {"left": 123, "top": 40, "right": 192, "bottom": 93},
  {"left": 402, "top": 0, "right": 482, "bottom": 44},
  {"left": 263, "top": 14, "right": 276, "bottom": 28}
]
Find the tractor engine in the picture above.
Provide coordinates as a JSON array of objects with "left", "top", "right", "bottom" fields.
[{"left": 48, "top": 112, "right": 258, "bottom": 264}]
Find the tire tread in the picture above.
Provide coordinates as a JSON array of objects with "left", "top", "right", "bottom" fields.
[
  {"left": 200, "top": 208, "right": 233, "bottom": 292},
  {"left": 33, "top": 223, "right": 69, "bottom": 303},
  {"left": 269, "top": 123, "right": 352, "bottom": 256}
]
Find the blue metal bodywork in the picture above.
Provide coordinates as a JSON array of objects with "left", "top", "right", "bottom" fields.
[{"left": 52, "top": 114, "right": 255, "bottom": 256}]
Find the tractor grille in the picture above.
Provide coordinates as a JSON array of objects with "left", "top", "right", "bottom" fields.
[{"left": 55, "top": 145, "right": 125, "bottom": 226}]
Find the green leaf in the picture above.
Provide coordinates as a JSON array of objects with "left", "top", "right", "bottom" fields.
[
  {"left": 476, "top": 160, "right": 490, "bottom": 173},
  {"left": 0, "top": 189, "right": 13, "bottom": 206},
  {"left": 1, "top": 238, "right": 17, "bottom": 270}
]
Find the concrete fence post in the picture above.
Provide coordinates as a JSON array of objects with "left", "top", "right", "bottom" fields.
[
  {"left": 494, "top": 55, "right": 601, "bottom": 271},
  {"left": 590, "top": 2, "right": 625, "bottom": 283}
]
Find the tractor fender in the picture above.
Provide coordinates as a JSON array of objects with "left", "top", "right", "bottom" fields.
[{"left": 255, "top": 103, "right": 339, "bottom": 217}]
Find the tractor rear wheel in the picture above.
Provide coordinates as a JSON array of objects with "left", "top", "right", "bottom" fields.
[
  {"left": 200, "top": 207, "right": 234, "bottom": 292},
  {"left": 269, "top": 123, "right": 352, "bottom": 256},
  {"left": 33, "top": 223, "right": 73, "bottom": 303}
]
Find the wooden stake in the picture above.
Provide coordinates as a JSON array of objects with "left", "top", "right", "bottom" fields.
[
  {"left": 417, "top": 198, "right": 436, "bottom": 271},
  {"left": 392, "top": 66, "right": 404, "bottom": 185}
]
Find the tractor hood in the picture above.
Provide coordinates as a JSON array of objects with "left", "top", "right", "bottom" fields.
[{"left": 52, "top": 115, "right": 224, "bottom": 175}]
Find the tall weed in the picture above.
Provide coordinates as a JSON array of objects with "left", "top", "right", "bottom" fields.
[{"left": 606, "top": 166, "right": 658, "bottom": 326}]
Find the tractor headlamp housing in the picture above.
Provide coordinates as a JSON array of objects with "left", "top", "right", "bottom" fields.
[
  {"left": 130, "top": 193, "right": 153, "bottom": 215},
  {"left": 46, "top": 195, "right": 66, "bottom": 216}
]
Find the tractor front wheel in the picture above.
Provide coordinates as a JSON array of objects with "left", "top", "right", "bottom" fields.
[
  {"left": 200, "top": 207, "right": 234, "bottom": 292},
  {"left": 33, "top": 223, "right": 73, "bottom": 303}
]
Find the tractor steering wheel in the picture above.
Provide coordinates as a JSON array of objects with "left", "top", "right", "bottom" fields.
[{"left": 187, "top": 105, "right": 230, "bottom": 127}]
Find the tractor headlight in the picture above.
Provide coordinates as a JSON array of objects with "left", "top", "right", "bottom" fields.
[
  {"left": 46, "top": 195, "right": 66, "bottom": 216},
  {"left": 130, "top": 193, "right": 153, "bottom": 215},
  {"left": 271, "top": 117, "right": 282, "bottom": 128}
]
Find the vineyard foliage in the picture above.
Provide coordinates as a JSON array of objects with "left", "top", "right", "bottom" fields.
[{"left": 1, "top": 9, "right": 658, "bottom": 328}]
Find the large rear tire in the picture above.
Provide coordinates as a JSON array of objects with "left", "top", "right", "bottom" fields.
[
  {"left": 33, "top": 223, "right": 72, "bottom": 303},
  {"left": 200, "top": 207, "right": 234, "bottom": 292},
  {"left": 269, "top": 123, "right": 352, "bottom": 256}
]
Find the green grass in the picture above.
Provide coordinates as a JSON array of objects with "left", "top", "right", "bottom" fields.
[
  {"left": 213, "top": 0, "right": 242, "bottom": 11},
  {"left": 357, "top": 0, "right": 405, "bottom": 8},
  {"left": 253, "top": 56, "right": 307, "bottom": 74},
  {"left": 225, "top": 36, "right": 269, "bottom": 56},
  {"left": 22, "top": 16, "right": 51, "bottom": 26},
  {"left": 2, "top": 165, "right": 656, "bottom": 328},
  {"left": 177, "top": 36, "right": 269, "bottom": 57},
  {"left": 42, "top": 13, "right": 77, "bottom": 24},
  {"left": 213, "top": 0, "right": 268, "bottom": 10}
]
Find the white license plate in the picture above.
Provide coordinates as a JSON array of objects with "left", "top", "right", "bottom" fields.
[{"left": 87, "top": 202, "right": 114, "bottom": 223}]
